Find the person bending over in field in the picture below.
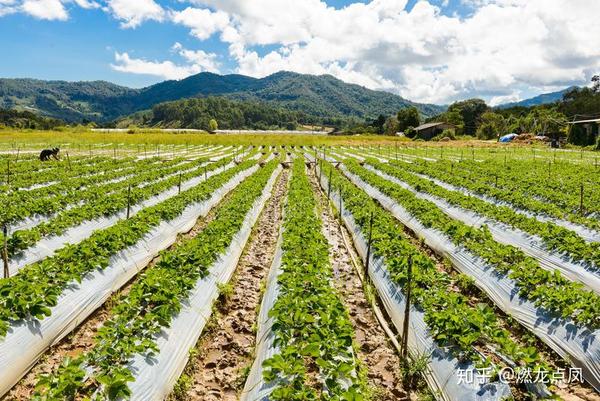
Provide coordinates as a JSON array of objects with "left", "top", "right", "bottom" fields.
[{"left": 40, "top": 147, "right": 60, "bottom": 162}]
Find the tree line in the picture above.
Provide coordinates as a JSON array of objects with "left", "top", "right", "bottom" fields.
[
  {"left": 346, "top": 75, "right": 600, "bottom": 147},
  {"left": 0, "top": 108, "right": 64, "bottom": 130},
  {"left": 127, "top": 96, "right": 309, "bottom": 131}
]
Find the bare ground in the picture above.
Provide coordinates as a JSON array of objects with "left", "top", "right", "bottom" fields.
[
  {"left": 2, "top": 194, "right": 226, "bottom": 401},
  {"left": 171, "top": 168, "right": 289, "bottom": 401},
  {"left": 308, "top": 167, "right": 408, "bottom": 401}
]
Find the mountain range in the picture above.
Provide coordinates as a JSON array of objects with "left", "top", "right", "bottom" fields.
[
  {"left": 0, "top": 71, "right": 444, "bottom": 123},
  {"left": 496, "top": 87, "right": 576, "bottom": 109}
]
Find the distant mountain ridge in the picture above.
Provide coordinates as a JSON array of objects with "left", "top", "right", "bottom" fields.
[
  {"left": 497, "top": 87, "right": 577, "bottom": 109},
  {"left": 0, "top": 71, "right": 444, "bottom": 123}
]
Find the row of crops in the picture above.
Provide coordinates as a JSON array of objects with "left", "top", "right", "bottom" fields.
[{"left": 0, "top": 142, "right": 599, "bottom": 400}]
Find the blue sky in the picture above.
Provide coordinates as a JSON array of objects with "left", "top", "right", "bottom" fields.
[{"left": 0, "top": 0, "right": 599, "bottom": 105}]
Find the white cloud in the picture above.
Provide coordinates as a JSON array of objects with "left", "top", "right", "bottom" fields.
[
  {"left": 22, "top": 0, "right": 68, "bottom": 20},
  {"left": 170, "top": 7, "right": 229, "bottom": 40},
  {"left": 1, "top": 0, "right": 98, "bottom": 19},
  {"left": 172, "top": 42, "right": 220, "bottom": 73},
  {"left": 104, "top": 0, "right": 164, "bottom": 28},
  {"left": 3, "top": 0, "right": 600, "bottom": 104},
  {"left": 0, "top": 0, "right": 18, "bottom": 16},
  {"left": 177, "top": 0, "right": 600, "bottom": 104},
  {"left": 72, "top": 0, "right": 99, "bottom": 9},
  {"left": 111, "top": 44, "right": 220, "bottom": 79}
]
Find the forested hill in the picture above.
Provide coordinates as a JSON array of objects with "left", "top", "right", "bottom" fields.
[
  {"left": 120, "top": 97, "right": 309, "bottom": 131},
  {"left": 0, "top": 72, "right": 443, "bottom": 123}
]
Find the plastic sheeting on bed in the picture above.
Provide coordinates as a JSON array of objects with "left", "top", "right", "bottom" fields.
[
  {"left": 6, "top": 153, "right": 242, "bottom": 276},
  {"left": 409, "top": 169, "right": 600, "bottom": 244},
  {"left": 364, "top": 164, "right": 600, "bottom": 295},
  {"left": 124, "top": 165, "right": 282, "bottom": 401},
  {"left": 0, "top": 164, "right": 261, "bottom": 399},
  {"left": 341, "top": 165, "right": 600, "bottom": 393},
  {"left": 240, "top": 231, "right": 284, "bottom": 401},
  {"left": 309, "top": 159, "right": 512, "bottom": 401}
]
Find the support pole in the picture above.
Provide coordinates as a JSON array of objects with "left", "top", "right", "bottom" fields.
[
  {"left": 338, "top": 187, "right": 343, "bottom": 221},
  {"left": 327, "top": 168, "right": 332, "bottom": 198},
  {"left": 126, "top": 185, "right": 132, "bottom": 219},
  {"left": 365, "top": 211, "right": 374, "bottom": 282},
  {"left": 401, "top": 254, "right": 413, "bottom": 360},
  {"left": 178, "top": 173, "right": 182, "bottom": 194},
  {"left": 2, "top": 224, "right": 9, "bottom": 278},
  {"left": 66, "top": 151, "right": 72, "bottom": 170},
  {"left": 580, "top": 183, "right": 585, "bottom": 216}
]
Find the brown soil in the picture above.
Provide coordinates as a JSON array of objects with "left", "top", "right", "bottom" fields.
[
  {"left": 171, "top": 168, "right": 289, "bottom": 401},
  {"left": 2, "top": 193, "right": 225, "bottom": 401},
  {"left": 308, "top": 167, "right": 407, "bottom": 401}
]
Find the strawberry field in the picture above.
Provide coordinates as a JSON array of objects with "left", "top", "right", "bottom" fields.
[{"left": 0, "top": 139, "right": 599, "bottom": 401}]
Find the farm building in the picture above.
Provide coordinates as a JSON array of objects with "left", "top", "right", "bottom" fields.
[
  {"left": 568, "top": 118, "right": 600, "bottom": 146},
  {"left": 414, "top": 122, "right": 455, "bottom": 140}
]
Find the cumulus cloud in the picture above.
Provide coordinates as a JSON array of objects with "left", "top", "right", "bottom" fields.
[
  {"left": 172, "top": 42, "right": 220, "bottom": 73},
  {"left": 104, "top": 0, "right": 164, "bottom": 28},
  {"left": 1, "top": 0, "right": 98, "bottom": 19},
  {"left": 111, "top": 44, "right": 220, "bottom": 79},
  {"left": 3, "top": 0, "right": 600, "bottom": 104},
  {"left": 170, "top": 7, "right": 229, "bottom": 40},
  {"left": 22, "top": 0, "right": 68, "bottom": 20},
  {"left": 0, "top": 0, "right": 18, "bottom": 16},
  {"left": 175, "top": 0, "right": 600, "bottom": 104}
]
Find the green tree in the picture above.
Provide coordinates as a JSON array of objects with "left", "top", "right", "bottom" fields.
[
  {"left": 447, "top": 98, "right": 489, "bottom": 136},
  {"left": 373, "top": 114, "right": 386, "bottom": 135},
  {"left": 476, "top": 112, "right": 505, "bottom": 139},
  {"left": 383, "top": 116, "right": 399, "bottom": 135},
  {"left": 209, "top": 119, "right": 219, "bottom": 131},
  {"left": 397, "top": 106, "right": 421, "bottom": 132}
]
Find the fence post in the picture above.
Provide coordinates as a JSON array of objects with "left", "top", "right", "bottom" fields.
[
  {"left": 126, "top": 185, "right": 132, "bottom": 219},
  {"left": 2, "top": 224, "right": 9, "bottom": 279},
  {"left": 401, "top": 253, "right": 413, "bottom": 360}
]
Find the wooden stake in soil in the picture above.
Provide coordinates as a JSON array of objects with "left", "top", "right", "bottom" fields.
[
  {"left": 364, "top": 211, "right": 374, "bottom": 283},
  {"left": 204, "top": 165, "right": 208, "bottom": 181},
  {"left": 178, "top": 173, "right": 182, "bottom": 194},
  {"left": 580, "top": 183, "right": 585, "bottom": 216},
  {"left": 126, "top": 184, "right": 132, "bottom": 219},
  {"left": 338, "top": 187, "right": 343, "bottom": 221},
  {"left": 66, "top": 151, "right": 72, "bottom": 170},
  {"left": 2, "top": 224, "right": 9, "bottom": 278},
  {"left": 6, "top": 159, "right": 10, "bottom": 186},
  {"left": 327, "top": 167, "right": 332, "bottom": 198},
  {"left": 401, "top": 253, "right": 413, "bottom": 360}
]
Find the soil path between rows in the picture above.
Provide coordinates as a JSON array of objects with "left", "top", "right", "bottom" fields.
[
  {"left": 308, "top": 167, "right": 407, "bottom": 401},
  {"left": 172, "top": 168, "right": 289, "bottom": 401}
]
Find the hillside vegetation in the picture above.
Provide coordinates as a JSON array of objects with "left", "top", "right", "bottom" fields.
[
  {"left": 120, "top": 97, "right": 307, "bottom": 131},
  {"left": 0, "top": 72, "right": 443, "bottom": 124}
]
